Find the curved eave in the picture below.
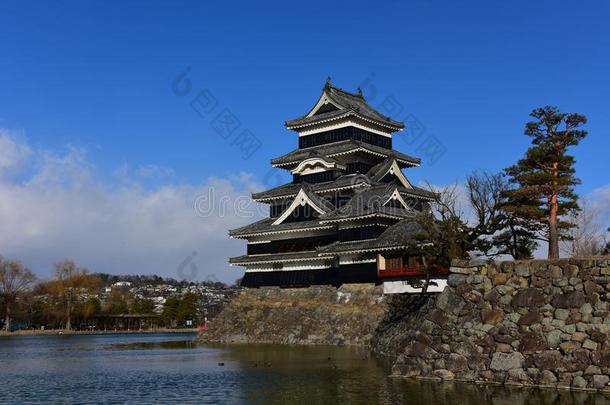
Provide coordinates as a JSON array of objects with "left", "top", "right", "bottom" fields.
[
  {"left": 317, "top": 244, "right": 418, "bottom": 257},
  {"left": 229, "top": 254, "right": 329, "bottom": 266},
  {"left": 399, "top": 191, "right": 438, "bottom": 202},
  {"left": 272, "top": 148, "right": 420, "bottom": 169},
  {"left": 319, "top": 212, "right": 412, "bottom": 224},
  {"left": 229, "top": 225, "right": 335, "bottom": 239},
  {"left": 285, "top": 110, "right": 404, "bottom": 132},
  {"left": 252, "top": 182, "right": 371, "bottom": 203}
]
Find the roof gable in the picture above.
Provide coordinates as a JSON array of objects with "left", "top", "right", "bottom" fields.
[
  {"left": 285, "top": 81, "right": 405, "bottom": 131},
  {"left": 319, "top": 184, "right": 415, "bottom": 223},
  {"left": 291, "top": 154, "right": 345, "bottom": 175},
  {"left": 384, "top": 188, "right": 411, "bottom": 210},
  {"left": 272, "top": 186, "right": 334, "bottom": 226},
  {"left": 306, "top": 92, "right": 343, "bottom": 117},
  {"left": 368, "top": 158, "right": 413, "bottom": 189}
]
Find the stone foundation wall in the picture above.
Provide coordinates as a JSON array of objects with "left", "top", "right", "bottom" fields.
[
  {"left": 371, "top": 294, "right": 438, "bottom": 358},
  {"left": 392, "top": 256, "right": 610, "bottom": 392},
  {"left": 195, "top": 284, "right": 386, "bottom": 346}
]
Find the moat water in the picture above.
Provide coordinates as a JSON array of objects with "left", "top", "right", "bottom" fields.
[{"left": 0, "top": 332, "right": 607, "bottom": 404}]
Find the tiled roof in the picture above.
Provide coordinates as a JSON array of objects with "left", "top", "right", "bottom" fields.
[
  {"left": 271, "top": 139, "right": 420, "bottom": 167},
  {"left": 229, "top": 251, "right": 329, "bottom": 265},
  {"left": 285, "top": 83, "right": 405, "bottom": 130},
  {"left": 253, "top": 165, "right": 436, "bottom": 203},
  {"left": 316, "top": 220, "right": 424, "bottom": 255},
  {"left": 365, "top": 158, "right": 437, "bottom": 200},
  {"left": 366, "top": 158, "right": 396, "bottom": 182},
  {"left": 252, "top": 173, "right": 371, "bottom": 201},
  {"left": 229, "top": 218, "right": 333, "bottom": 238},
  {"left": 230, "top": 219, "right": 426, "bottom": 263},
  {"left": 319, "top": 184, "right": 417, "bottom": 223},
  {"left": 398, "top": 186, "right": 438, "bottom": 200},
  {"left": 299, "top": 183, "right": 336, "bottom": 213}
]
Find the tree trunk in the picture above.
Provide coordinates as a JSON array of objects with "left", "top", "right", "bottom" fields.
[
  {"left": 509, "top": 220, "right": 519, "bottom": 259},
  {"left": 548, "top": 158, "right": 560, "bottom": 260},
  {"left": 4, "top": 303, "right": 10, "bottom": 332},
  {"left": 548, "top": 192, "right": 560, "bottom": 259},
  {"left": 65, "top": 291, "right": 72, "bottom": 331},
  {"left": 420, "top": 256, "right": 430, "bottom": 295}
]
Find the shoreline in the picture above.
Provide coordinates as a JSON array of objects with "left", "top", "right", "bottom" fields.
[{"left": 0, "top": 328, "right": 197, "bottom": 337}]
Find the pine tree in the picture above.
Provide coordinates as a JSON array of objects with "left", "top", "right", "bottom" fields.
[
  {"left": 503, "top": 106, "right": 587, "bottom": 259},
  {"left": 491, "top": 214, "right": 541, "bottom": 259}
]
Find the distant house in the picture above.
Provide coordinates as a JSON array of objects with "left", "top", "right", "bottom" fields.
[{"left": 112, "top": 281, "right": 132, "bottom": 288}]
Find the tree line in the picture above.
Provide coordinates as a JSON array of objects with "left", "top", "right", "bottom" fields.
[
  {"left": 0, "top": 259, "right": 201, "bottom": 332},
  {"left": 413, "top": 106, "right": 608, "bottom": 266}
]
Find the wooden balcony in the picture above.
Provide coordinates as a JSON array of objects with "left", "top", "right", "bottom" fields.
[{"left": 376, "top": 254, "right": 449, "bottom": 279}]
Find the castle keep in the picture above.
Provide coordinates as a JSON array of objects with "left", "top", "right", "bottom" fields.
[{"left": 229, "top": 81, "right": 444, "bottom": 292}]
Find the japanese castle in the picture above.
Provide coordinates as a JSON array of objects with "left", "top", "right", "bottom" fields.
[{"left": 229, "top": 80, "right": 447, "bottom": 293}]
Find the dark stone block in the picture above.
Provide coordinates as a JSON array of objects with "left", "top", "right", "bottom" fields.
[
  {"left": 590, "top": 329, "right": 609, "bottom": 343},
  {"left": 551, "top": 291, "right": 586, "bottom": 309},
  {"left": 481, "top": 309, "right": 504, "bottom": 325},
  {"left": 585, "top": 281, "right": 601, "bottom": 295},
  {"left": 586, "top": 292, "right": 599, "bottom": 305},
  {"left": 452, "top": 340, "right": 479, "bottom": 358},
  {"left": 531, "top": 276, "right": 550, "bottom": 288},
  {"left": 447, "top": 273, "right": 467, "bottom": 287},
  {"left": 520, "top": 331, "right": 547, "bottom": 354},
  {"left": 501, "top": 261, "right": 515, "bottom": 273},
  {"left": 494, "top": 334, "right": 513, "bottom": 344},
  {"left": 407, "top": 341, "right": 428, "bottom": 357},
  {"left": 564, "top": 349, "right": 590, "bottom": 372},
  {"left": 446, "top": 353, "right": 469, "bottom": 372},
  {"left": 531, "top": 262, "right": 550, "bottom": 277},
  {"left": 591, "top": 350, "right": 610, "bottom": 367},
  {"left": 426, "top": 309, "right": 448, "bottom": 326},
  {"left": 415, "top": 331, "right": 432, "bottom": 346},
  {"left": 518, "top": 310, "right": 541, "bottom": 326},
  {"left": 463, "top": 289, "right": 484, "bottom": 304},
  {"left": 392, "top": 362, "right": 422, "bottom": 378},
  {"left": 479, "top": 334, "right": 495, "bottom": 349},
  {"left": 534, "top": 350, "right": 563, "bottom": 371},
  {"left": 455, "top": 283, "right": 473, "bottom": 297},
  {"left": 484, "top": 289, "right": 500, "bottom": 303},
  {"left": 436, "top": 288, "right": 465, "bottom": 314},
  {"left": 468, "top": 354, "right": 489, "bottom": 371},
  {"left": 512, "top": 288, "right": 545, "bottom": 308}
]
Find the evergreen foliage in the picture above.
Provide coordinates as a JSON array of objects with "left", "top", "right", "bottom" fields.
[{"left": 503, "top": 106, "right": 587, "bottom": 259}]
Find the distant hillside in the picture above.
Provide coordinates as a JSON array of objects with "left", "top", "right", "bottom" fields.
[{"left": 91, "top": 273, "right": 230, "bottom": 289}]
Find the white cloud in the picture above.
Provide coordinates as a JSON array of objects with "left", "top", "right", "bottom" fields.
[
  {"left": 0, "top": 130, "right": 264, "bottom": 284},
  {"left": 587, "top": 185, "right": 610, "bottom": 231},
  {"left": 135, "top": 164, "right": 176, "bottom": 180},
  {"left": 0, "top": 129, "right": 32, "bottom": 175}
]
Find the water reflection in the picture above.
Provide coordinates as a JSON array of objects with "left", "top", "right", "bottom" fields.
[
  {"left": 0, "top": 334, "right": 608, "bottom": 404},
  {"left": 221, "top": 344, "right": 390, "bottom": 404},
  {"left": 108, "top": 340, "right": 195, "bottom": 350},
  {"left": 219, "top": 344, "right": 610, "bottom": 405}
]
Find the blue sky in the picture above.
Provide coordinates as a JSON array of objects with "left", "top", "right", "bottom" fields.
[{"left": 1, "top": 1, "right": 609, "bottom": 281}]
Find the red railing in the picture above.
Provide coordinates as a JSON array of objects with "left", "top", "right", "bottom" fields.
[{"left": 377, "top": 266, "right": 449, "bottom": 279}]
